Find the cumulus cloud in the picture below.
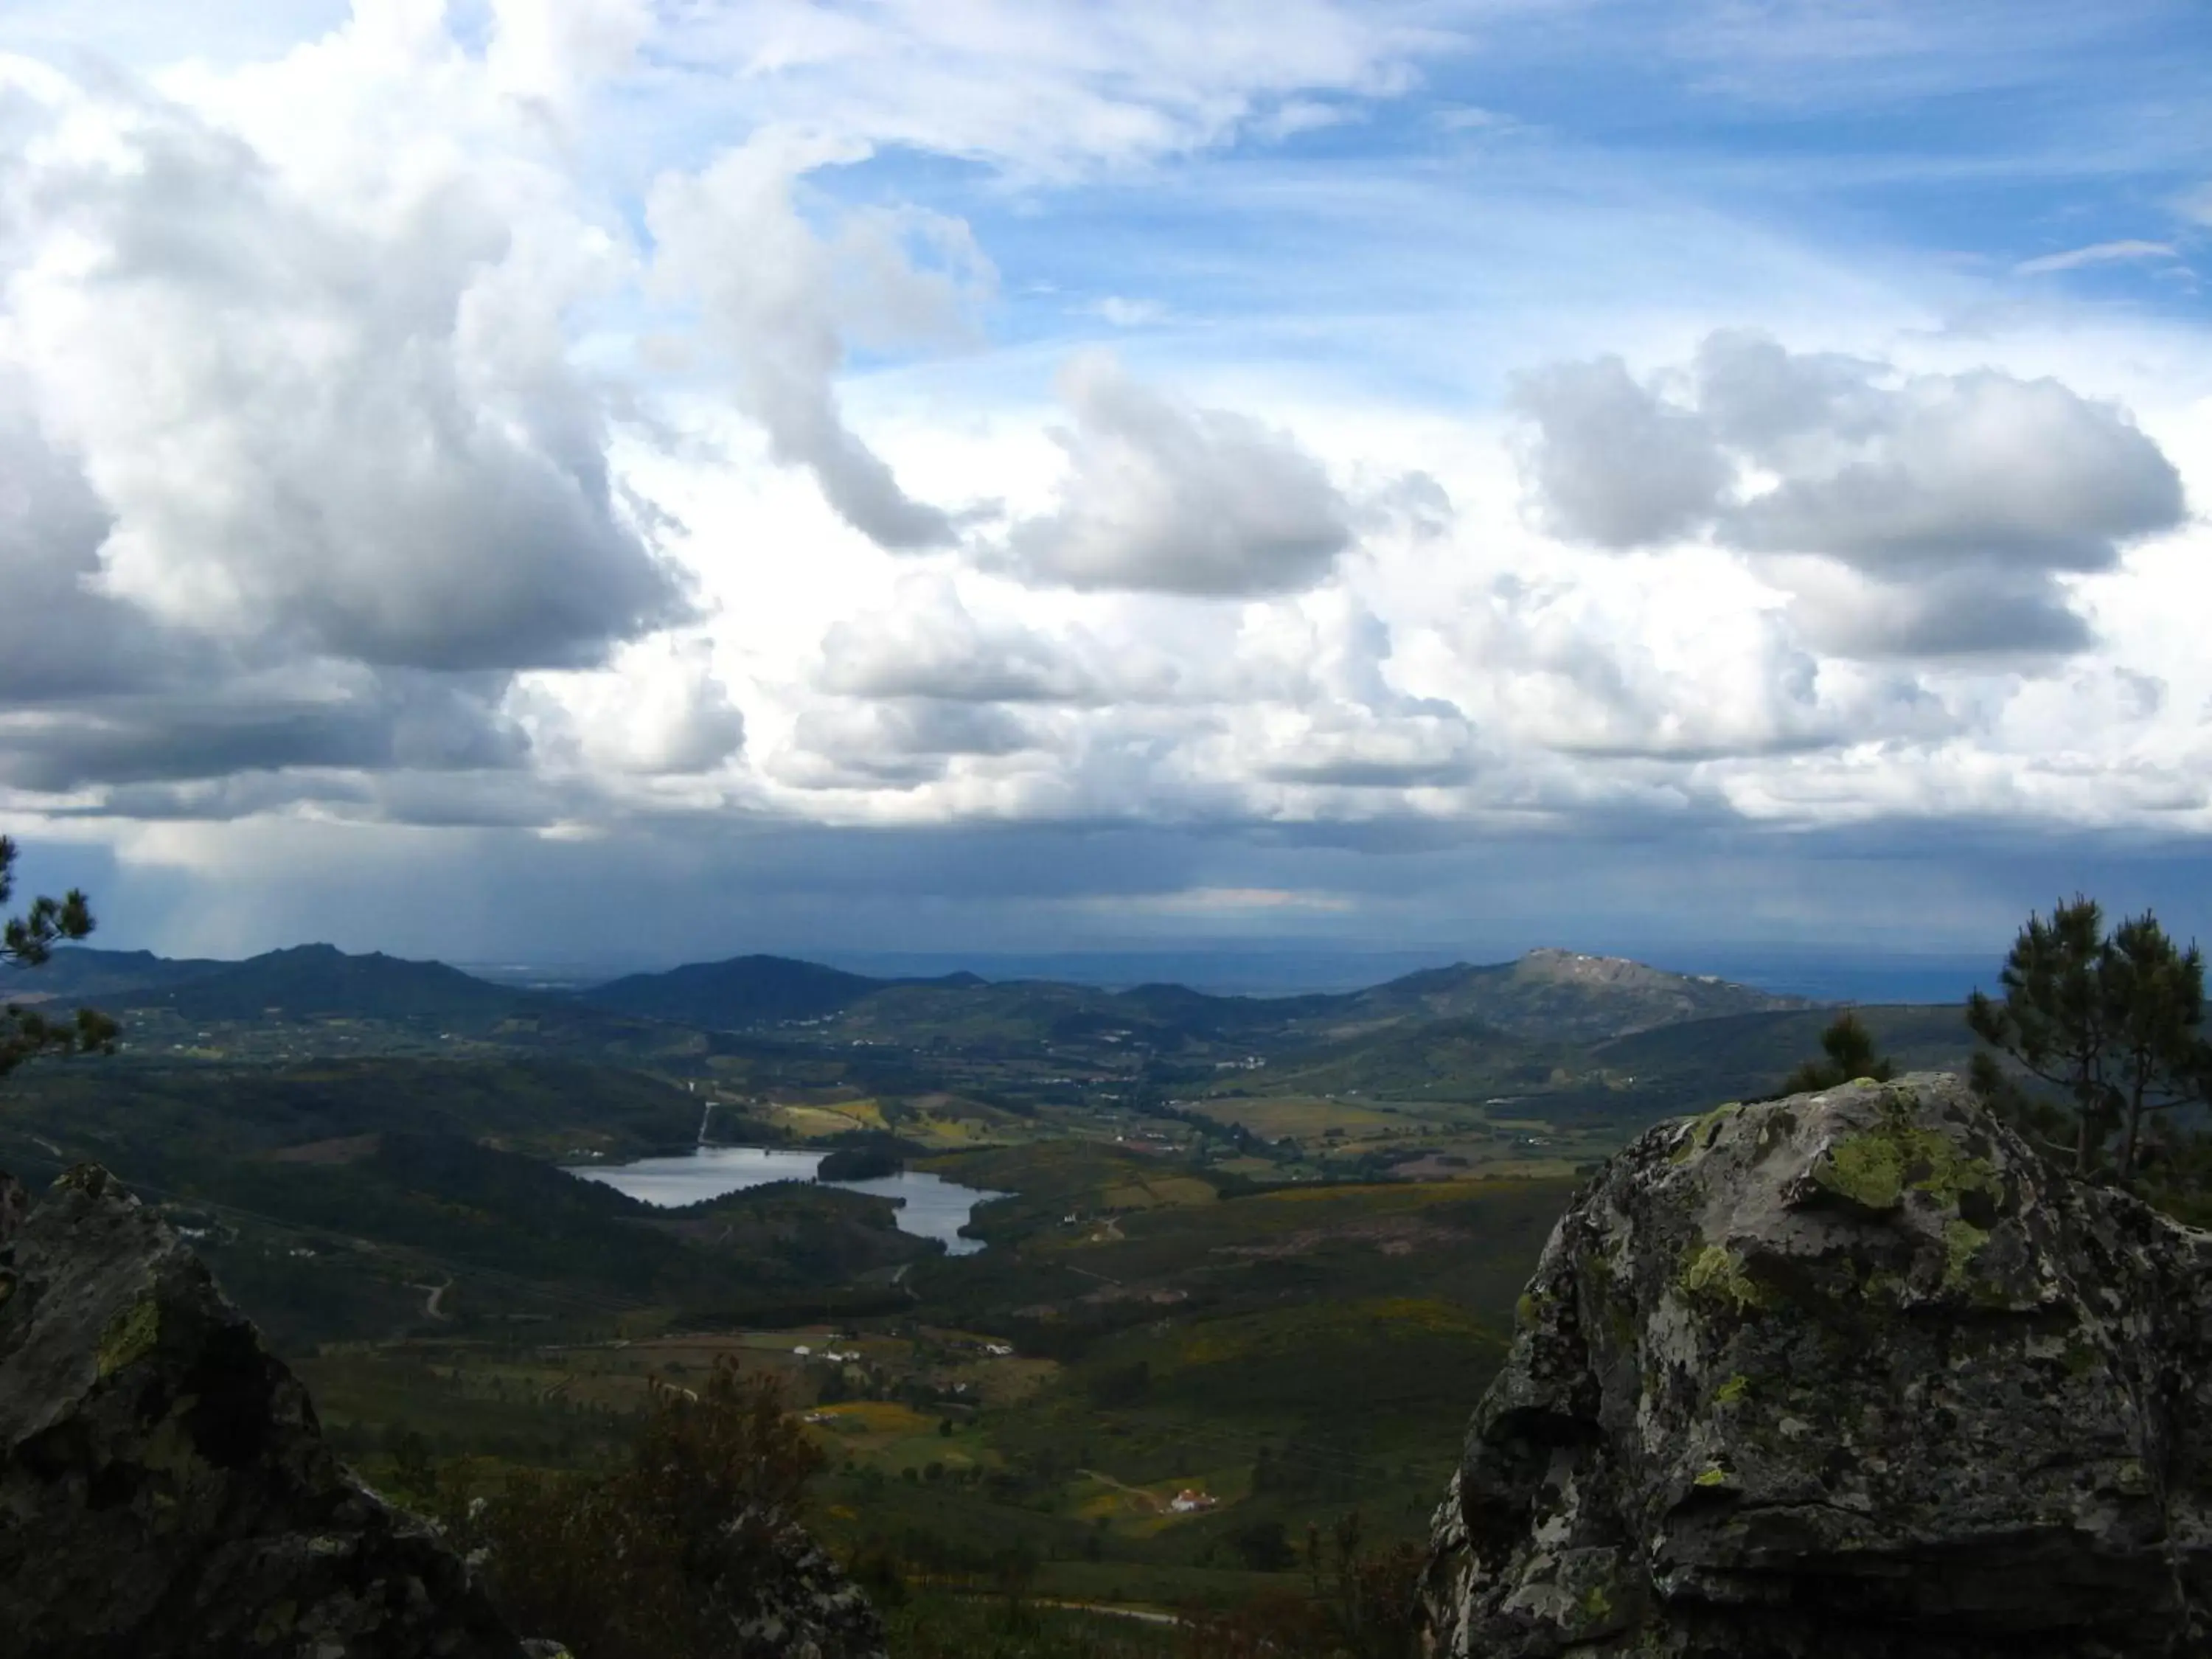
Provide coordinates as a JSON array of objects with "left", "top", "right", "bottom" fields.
[
  {"left": 820, "top": 584, "right": 1107, "bottom": 704},
  {"left": 647, "top": 129, "right": 992, "bottom": 549},
  {"left": 1256, "top": 714, "right": 1478, "bottom": 787},
  {"left": 1510, "top": 330, "right": 2187, "bottom": 657},
  {"left": 777, "top": 698, "right": 1036, "bottom": 790},
  {"left": 1001, "top": 354, "right": 1354, "bottom": 595},
  {"left": 517, "top": 639, "right": 747, "bottom": 776},
  {"left": 0, "top": 394, "right": 200, "bottom": 702},
  {"left": 815, "top": 576, "right": 1198, "bottom": 708},
  {"left": 1, "top": 58, "right": 692, "bottom": 674},
  {"left": 1765, "top": 559, "right": 2091, "bottom": 659},
  {"left": 1509, "top": 356, "right": 1733, "bottom": 547}
]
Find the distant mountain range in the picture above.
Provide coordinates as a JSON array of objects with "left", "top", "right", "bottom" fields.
[
  {"left": 10, "top": 943, "right": 533, "bottom": 1022},
  {"left": 12, "top": 940, "right": 1818, "bottom": 1049}
]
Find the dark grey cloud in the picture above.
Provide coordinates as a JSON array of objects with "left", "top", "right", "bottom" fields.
[
  {"left": 1784, "top": 563, "right": 2093, "bottom": 660},
  {"left": 1511, "top": 330, "right": 2188, "bottom": 657},
  {"left": 1262, "top": 753, "right": 1475, "bottom": 787},
  {"left": 1001, "top": 354, "right": 1354, "bottom": 596},
  {"left": 0, "top": 398, "right": 205, "bottom": 700},
  {"left": 79, "top": 810, "right": 2212, "bottom": 979},
  {"left": 0, "top": 672, "right": 529, "bottom": 794}
]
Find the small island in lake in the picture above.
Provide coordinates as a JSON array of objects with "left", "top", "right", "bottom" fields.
[{"left": 815, "top": 1138, "right": 908, "bottom": 1183}]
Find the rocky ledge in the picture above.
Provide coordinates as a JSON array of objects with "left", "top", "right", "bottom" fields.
[
  {"left": 1419, "top": 1072, "right": 2212, "bottom": 1659},
  {"left": 0, "top": 1163, "right": 524, "bottom": 1658}
]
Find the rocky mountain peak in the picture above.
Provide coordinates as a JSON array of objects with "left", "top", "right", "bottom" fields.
[{"left": 1420, "top": 1072, "right": 2212, "bottom": 1658}]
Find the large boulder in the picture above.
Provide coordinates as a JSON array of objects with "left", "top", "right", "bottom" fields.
[
  {"left": 1419, "top": 1073, "right": 2212, "bottom": 1659},
  {"left": 0, "top": 1163, "right": 524, "bottom": 1658}
]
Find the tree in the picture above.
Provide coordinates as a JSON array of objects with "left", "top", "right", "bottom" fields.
[
  {"left": 2100, "top": 911, "right": 2209, "bottom": 1182},
  {"left": 1966, "top": 897, "right": 2208, "bottom": 1183},
  {"left": 451, "top": 1359, "right": 826, "bottom": 1659},
  {"left": 1, "top": 835, "right": 119, "bottom": 1083},
  {"left": 1778, "top": 1010, "right": 1895, "bottom": 1096}
]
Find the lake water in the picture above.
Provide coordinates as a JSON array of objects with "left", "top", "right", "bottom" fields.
[{"left": 570, "top": 1146, "right": 1005, "bottom": 1256}]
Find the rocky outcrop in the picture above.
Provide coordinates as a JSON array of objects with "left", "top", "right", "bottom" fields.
[
  {"left": 1, "top": 1163, "right": 526, "bottom": 1658},
  {"left": 1420, "top": 1073, "right": 2212, "bottom": 1658},
  {"left": 703, "top": 1506, "right": 888, "bottom": 1658}
]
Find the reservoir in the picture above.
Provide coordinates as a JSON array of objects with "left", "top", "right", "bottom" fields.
[{"left": 571, "top": 1145, "right": 1005, "bottom": 1255}]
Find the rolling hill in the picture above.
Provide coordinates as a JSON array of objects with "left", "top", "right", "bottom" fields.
[
  {"left": 582, "top": 953, "right": 900, "bottom": 1027},
  {"left": 1328, "top": 947, "right": 1814, "bottom": 1042},
  {"left": 575, "top": 945, "right": 1815, "bottom": 1053},
  {"left": 2, "top": 945, "right": 229, "bottom": 1004},
  {"left": 136, "top": 943, "right": 535, "bottom": 1023}
]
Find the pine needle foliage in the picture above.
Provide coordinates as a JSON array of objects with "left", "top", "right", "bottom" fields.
[
  {"left": 1, "top": 835, "right": 118, "bottom": 1083},
  {"left": 1967, "top": 896, "right": 2209, "bottom": 1184},
  {"left": 1777, "top": 1011, "right": 1896, "bottom": 1096}
]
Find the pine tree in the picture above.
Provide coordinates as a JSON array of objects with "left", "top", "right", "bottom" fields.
[
  {"left": 1, "top": 835, "right": 119, "bottom": 1083},
  {"left": 1966, "top": 896, "right": 2207, "bottom": 1183},
  {"left": 1778, "top": 1010, "right": 1895, "bottom": 1096}
]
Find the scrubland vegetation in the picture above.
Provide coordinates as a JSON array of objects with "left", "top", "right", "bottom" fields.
[{"left": 7, "top": 844, "right": 2212, "bottom": 1653}]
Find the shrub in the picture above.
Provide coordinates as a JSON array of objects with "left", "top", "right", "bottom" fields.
[{"left": 448, "top": 1358, "right": 823, "bottom": 1659}]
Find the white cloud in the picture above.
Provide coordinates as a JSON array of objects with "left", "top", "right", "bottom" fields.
[
  {"left": 6, "top": 0, "right": 2212, "bottom": 945},
  {"left": 999, "top": 353, "right": 1355, "bottom": 596},
  {"left": 518, "top": 637, "right": 746, "bottom": 776},
  {"left": 649, "top": 0, "right": 1444, "bottom": 182},
  {"left": 817, "top": 577, "right": 1162, "bottom": 706},
  {"left": 1512, "top": 330, "right": 2187, "bottom": 658},
  {"left": 1509, "top": 355, "right": 1733, "bottom": 548},
  {"left": 646, "top": 128, "right": 993, "bottom": 549},
  {"left": 486, "top": 0, "right": 649, "bottom": 110},
  {"left": 1092, "top": 296, "right": 1166, "bottom": 327},
  {"left": 0, "top": 50, "right": 690, "bottom": 675},
  {"left": 2014, "top": 240, "right": 2179, "bottom": 276}
]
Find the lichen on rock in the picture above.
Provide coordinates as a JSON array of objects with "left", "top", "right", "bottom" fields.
[{"left": 1419, "top": 1073, "right": 2212, "bottom": 1658}]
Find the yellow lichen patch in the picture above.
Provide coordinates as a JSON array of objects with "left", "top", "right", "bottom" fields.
[
  {"left": 1815, "top": 1133, "right": 1906, "bottom": 1210},
  {"left": 1941, "top": 1217, "right": 1992, "bottom": 1291},
  {"left": 97, "top": 1295, "right": 160, "bottom": 1377},
  {"left": 1683, "top": 1245, "right": 1769, "bottom": 1314},
  {"left": 1669, "top": 1101, "right": 1744, "bottom": 1164},
  {"left": 1812, "top": 1091, "right": 2002, "bottom": 1219}
]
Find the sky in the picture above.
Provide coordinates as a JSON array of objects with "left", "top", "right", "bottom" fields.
[{"left": 1, "top": 0, "right": 2210, "bottom": 982}]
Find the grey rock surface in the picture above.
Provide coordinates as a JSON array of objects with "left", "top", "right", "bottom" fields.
[
  {"left": 703, "top": 1504, "right": 889, "bottom": 1659},
  {"left": 0, "top": 1171, "right": 26, "bottom": 1247},
  {"left": 1419, "top": 1073, "right": 2212, "bottom": 1658},
  {"left": 0, "top": 1163, "right": 524, "bottom": 1659}
]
